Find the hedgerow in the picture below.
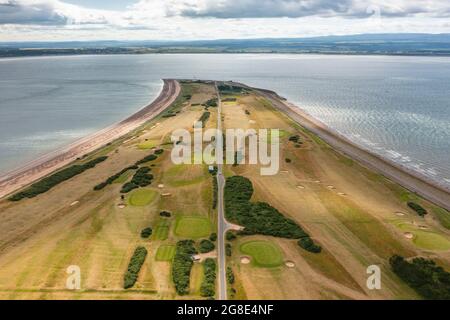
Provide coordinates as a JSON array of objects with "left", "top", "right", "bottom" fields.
[
  {"left": 200, "top": 258, "right": 217, "bottom": 298},
  {"left": 407, "top": 202, "right": 428, "bottom": 217},
  {"left": 172, "top": 240, "right": 197, "bottom": 295},
  {"left": 94, "top": 165, "right": 138, "bottom": 191},
  {"left": 120, "top": 167, "right": 154, "bottom": 193},
  {"left": 123, "top": 246, "right": 148, "bottom": 289},
  {"left": 10, "top": 156, "right": 108, "bottom": 201}
]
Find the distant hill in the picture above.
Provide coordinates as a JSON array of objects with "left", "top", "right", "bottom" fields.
[{"left": 1, "top": 33, "right": 450, "bottom": 57}]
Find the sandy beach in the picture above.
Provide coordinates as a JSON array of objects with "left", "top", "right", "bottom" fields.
[
  {"left": 0, "top": 79, "right": 180, "bottom": 200},
  {"left": 253, "top": 86, "right": 450, "bottom": 211}
]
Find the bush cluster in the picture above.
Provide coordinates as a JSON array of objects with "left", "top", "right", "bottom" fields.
[
  {"left": 390, "top": 255, "right": 450, "bottom": 300},
  {"left": 160, "top": 210, "right": 172, "bottom": 217},
  {"left": 226, "top": 243, "right": 232, "bottom": 257},
  {"left": 289, "top": 135, "right": 301, "bottom": 143},
  {"left": 172, "top": 240, "right": 197, "bottom": 295},
  {"left": 407, "top": 202, "right": 428, "bottom": 217},
  {"left": 10, "top": 156, "right": 108, "bottom": 201},
  {"left": 212, "top": 177, "right": 218, "bottom": 209},
  {"left": 224, "top": 176, "right": 321, "bottom": 252},
  {"left": 226, "top": 232, "right": 237, "bottom": 241},
  {"left": 120, "top": 167, "right": 154, "bottom": 193},
  {"left": 298, "top": 237, "right": 322, "bottom": 253},
  {"left": 205, "top": 99, "right": 218, "bottom": 108},
  {"left": 135, "top": 154, "right": 158, "bottom": 166},
  {"left": 141, "top": 227, "right": 152, "bottom": 239},
  {"left": 218, "top": 84, "right": 247, "bottom": 94},
  {"left": 154, "top": 149, "right": 164, "bottom": 155},
  {"left": 198, "top": 111, "right": 211, "bottom": 128},
  {"left": 94, "top": 165, "right": 138, "bottom": 191},
  {"left": 123, "top": 246, "right": 148, "bottom": 289},
  {"left": 199, "top": 239, "right": 215, "bottom": 253},
  {"left": 227, "top": 267, "right": 235, "bottom": 285},
  {"left": 209, "top": 233, "right": 217, "bottom": 242},
  {"left": 200, "top": 258, "right": 217, "bottom": 298}
]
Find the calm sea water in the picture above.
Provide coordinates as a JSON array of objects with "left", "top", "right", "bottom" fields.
[{"left": 1, "top": 54, "right": 450, "bottom": 189}]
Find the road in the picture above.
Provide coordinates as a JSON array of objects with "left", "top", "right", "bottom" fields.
[{"left": 215, "top": 82, "right": 232, "bottom": 301}]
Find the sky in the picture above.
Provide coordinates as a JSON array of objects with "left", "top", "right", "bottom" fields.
[{"left": 1, "top": 0, "right": 450, "bottom": 41}]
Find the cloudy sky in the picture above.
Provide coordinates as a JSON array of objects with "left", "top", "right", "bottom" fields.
[{"left": 1, "top": 0, "right": 450, "bottom": 41}]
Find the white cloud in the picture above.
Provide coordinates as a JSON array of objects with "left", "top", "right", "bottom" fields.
[{"left": 1, "top": 0, "right": 450, "bottom": 41}]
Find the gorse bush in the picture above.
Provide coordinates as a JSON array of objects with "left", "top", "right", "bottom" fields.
[
  {"left": 226, "top": 243, "right": 232, "bottom": 257},
  {"left": 120, "top": 166, "right": 154, "bottom": 193},
  {"left": 200, "top": 258, "right": 217, "bottom": 298},
  {"left": 390, "top": 255, "right": 450, "bottom": 300},
  {"left": 205, "top": 98, "right": 218, "bottom": 108},
  {"left": 141, "top": 227, "right": 153, "bottom": 239},
  {"left": 160, "top": 210, "right": 172, "bottom": 217},
  {"left": 10, "top": 156, "right": 108, "bottom": 201},
  {"left": 298, "top": 237, "right": 322, "bottom": 253},
  {"left": 94, "top": 165, "right": 138, "bottom": 191},
  {"left": 135, "top": 154, "right": 158, "bottom": 166},
  {"left": 198, "top": 112, "right": 211, "bottom": 128},
  {"left": 123, "top": 246, "right": 148, "bottom": 289},
  {"left": 209, "top": 233, "right": 217, "bottom": 242},
  {"left": 172, "top": 240, "right": 197, "bottom": 295},
  {"left": 407, "top": 202, "right": 428, "bottom": 217},
  {"left": 227, "top": 267, "right": 235, "bottom": 285},
  {"left": 199, "top": 239, "right": 215, "bottom": 253},
  {"left": 224, "top": 175, "right": 322, "bottom": 253}
]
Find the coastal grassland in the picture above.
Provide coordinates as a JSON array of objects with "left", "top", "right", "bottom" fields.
[
  {"left": 240, "top": 240, "right": 284, "bottom": 268},
  {"left": 221, "top": 89, "right": 443, "bottom": 300},
  {"left": 0, "top": 81, "right": 218, "bottom": 300},
  {"left": 175, "top": 216, "right": 212, "bottom": 239}
]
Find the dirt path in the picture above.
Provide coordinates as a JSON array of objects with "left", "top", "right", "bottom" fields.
[{"left": 0, "top": 79, "right": 181, "bottom": 200}]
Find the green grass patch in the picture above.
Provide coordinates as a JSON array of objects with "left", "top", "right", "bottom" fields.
[
  {"left": 113, "top": 170, "right": 133, "bottom": 184},
  {"left": 240, "top": 240, "right": 283, "bottom": 268},
  {"left": 153, "top": 219, "right": 171, "bottom": 240},
  {"left": 138, "top": 140, "right": 159, "bottom": 150},
  {"left": 175, "top": 216, "right": 211, "bottom": 239},
  {"left": 394, "top": 221, "right": 450, "bottom": 251},
  {"left": 432, "top": 207, "right": 450, "bottom": 230},
  {"left": 155, "top": 245, "right": 176, "bottom": 261},
  {"left": 128, "top": 188, "right": 158, "bottom": 206}
]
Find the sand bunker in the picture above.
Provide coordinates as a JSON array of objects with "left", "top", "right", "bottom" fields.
[
  {"left": 70, "top": 201, "right": 79, "bottom": 207},
  {"left": 315, "top": 180, "right": 321, "bottom": 183},
  {"left": 117, "top": 204, "right": 126, "bottom": 209},
  {"left": 249, "top": 120, "right": 256, "bottom": 124},
  {"left": 404, "top": 232, "right": 414, "bottom": 239},
  {"left": 240, "top": 256, "right": 251, "bottom": 265},
  {"left": 158, "top": 184, "right": 165, "bottom": 189},
  {"left": 419, "top": 225, "right": 429, "bottom": 230},
  {"left": 338, "top": 192, "right": 346, "bottom": 196},
  {"left": 162, "top": 193, "right": 172, "bottom": 197},
  {"left": 285, "top": 261, "right": 296, "bottom": 268},
  {"left": 395, "top": 212, "right": 406, "bottom": 216},
  {"left": 297, "top": 185, "right": 305, "bottom": 189},
  {"left": 327, "top": 185, "right": 336, "bottom": 189}
]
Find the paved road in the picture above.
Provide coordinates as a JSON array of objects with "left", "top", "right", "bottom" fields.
[{"left": 215, "top": 82, "right": 232, "bottom": 301}]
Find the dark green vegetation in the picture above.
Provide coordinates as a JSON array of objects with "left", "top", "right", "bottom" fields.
[
  {"left": 135, "top": 154, "right": 158, "bottom": 166},
  {"left": 218, "top": 84, "right": 248, "bottom": 95},
  {"left": 225, "top": 176, "right": 321, "bottom": 252},
  {"left": 200, "top": 258, "right": 217, "bottom": 298},
  {"left": 199, "top": 239, "right": 215, "bottom": 253},
  {"left": 298, "top": 237, "right": 322, "bottom": 253},
  {"left": 226, "top": 232, "right": 237, "bottom": 241},
  {"left": 227, "top": 267, "right": 235, "bottom": 285},
  {"left": 212, "top": 177, "right": 218, "bottom": 209},
  {"left": 94, "top": 165, "right": 138, "bottom": 190},
  {"left": 222, "top": 97, "right": 237, "bottom": 102},
  {"left": 197, "top": 112, "right": 211, "bottom": 128},
  {"left": 408, "top": 202, "right": 428, "bottom": 217},
  {"left": 289, "top": 135, "right": 301, "bottom": 143},
  {"left": 226, "top": 243, "right": 232, "bottom": 257},
  {"left": 140, "top": 227, "right": 153, "bottom": 239},
  {"left": 209, "top": 233, "right": 217, "bottom": 242},
  {"left": 154, "top": 149, "right": 164, "bottom": 155},
  {"left": 10, "top": 156, "right": 108, "bottom": 201},
  {"left": 123, "top": 246, "right": 148, "bottom": 289},
  {"left": 160, "top": 210, "right": 172, "bottom": 218},
  {"left": 390, "top": 255, "right": 450, "bottom": 300},
  {"left": 204, "top": 98, "right": 218, "bottom": 108},
  {"left": 121, "top": 167, "right": 154, "bottom": 193},
  {"left": 172, "top": 240, "right": 197, "bottom": 295}
]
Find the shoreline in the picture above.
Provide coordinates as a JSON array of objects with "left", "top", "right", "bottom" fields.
[
  {"left": 251, "top": 85, "right": 450, "bottom": 211},
  {"left": 0, "top": 79, "right": 180, "bottom": 200}
]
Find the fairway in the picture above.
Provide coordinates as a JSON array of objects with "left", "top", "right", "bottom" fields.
[
  {"left": 156, "top": 245, "right": 176, "bottom": 261},
  {"left": 175, "top": 216, "right": 211, "bottom": 238},
  {"left": 138, "top": 140, "right": 159, "bottom": 150},
  {"left": 128, "top": 188, "right": 158, "bottom": 206},
  {"left": 240, "top": 240, "right": 284, "bottom": 268}
]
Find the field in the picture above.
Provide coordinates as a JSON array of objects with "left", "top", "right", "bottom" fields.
[
  {"left": 240, "top": 240, "right": 284, "bottom": 268},
  {"left": 0, "top": 80, "right": 449, "bottom": 300}
]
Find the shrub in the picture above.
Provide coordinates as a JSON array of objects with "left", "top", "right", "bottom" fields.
[
  {"left": 209, "top": 233, "right": 217, "bottom": 242},
  {"left": 298, "top": 237, "right": 322, "bottom": 254},
  {"left": 198, "top": 111, "right": 211, "bottom": 128},
  {"left": 227, "top": 267, "right": 235, "bottom": 285},
  {"left": 226, "top": 232, "right": 236, "bottom": 241},
  {"left": 94, "top": 165, "right": 138, "bottom": 191},
  {"left": 226, "top": 243, "right": 232, "bottom": 257},
  {"left": 205, "top": 98, "right": 218, "bottom": 108},
  {"left": 289, "top": 135, "right": 301, "bottom": 143},
  {"left": 123, "top": 246, "right": 148, "bottom": 289},
  {"left": 120, "top": 182, "right": 139, "bottom": 193},
  {"left": 121, "top": 167, "right": 154, "bottom": 193},
  {"left": 390, "top": 255, "right": 450, "bottom": 300},
  {"left": 160, "top": 211, "right": 172, "bottom": 218},
  {"left": 212, "top": 177, "right": 218, "bottom": 209},
  {"left": 172, "top": 240, "right": 197, "bottom": 295},
  {"left": 407, "top": 202, "right": 428, "bottom": 217},
  {"left": 199, "top": 239, "right": 215, "bottom": 253},
  {"left": 10, "top": 156, "right": 108, "bottom": 201},
  {"left": 200, "top": 258, "right": 217, "bottom": 297},
  {"left": 135, "top": 154, "right": 157, "bottom": 166},
  {"left": 141, "top": 227, "right": 153, "bottom": 239},
  {"left": 154, "top": 149, "right": 164, "bottom": 155},
  {"left": 285, "top": 158, "right": 292, "bottom": 163}
]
